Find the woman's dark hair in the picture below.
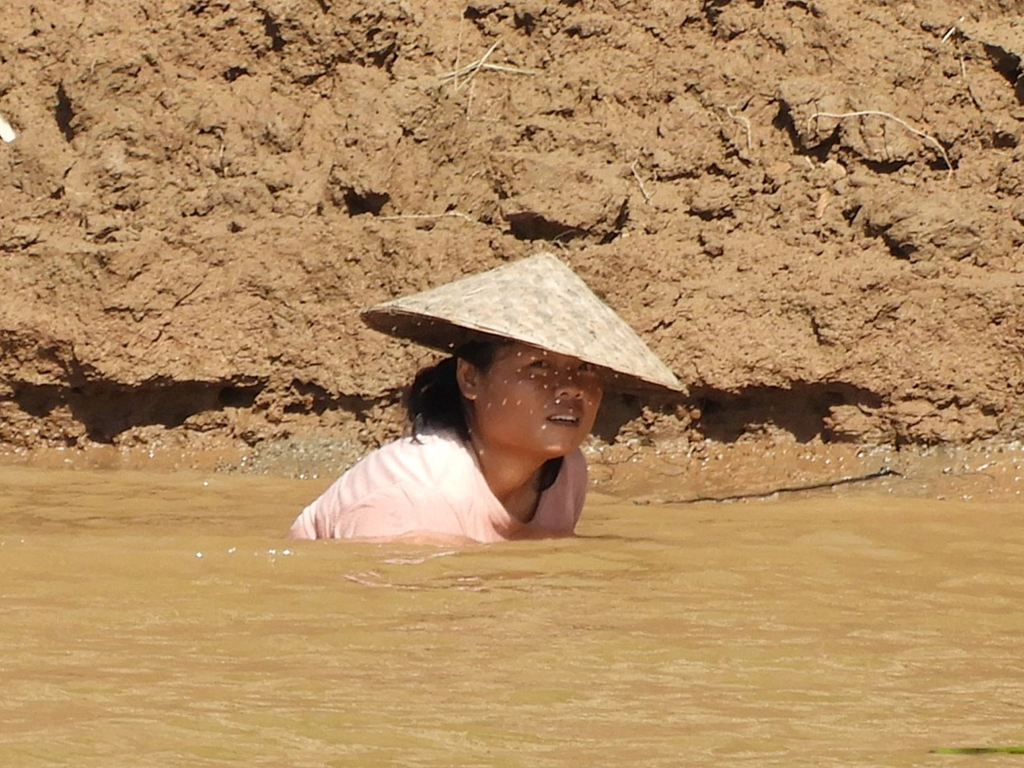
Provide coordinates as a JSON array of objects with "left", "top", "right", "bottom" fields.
[
  {"left": 406, "top": 339, "right": 562, "bottom": 491},
  {"left": 407, "top": 340, "right": 500, "bottom": 442}
]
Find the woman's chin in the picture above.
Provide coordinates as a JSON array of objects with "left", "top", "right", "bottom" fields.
[
  {"left": 532, "top": 433, "right": 587, "bottom": 458},
  {"left": 485, "top": 425, "right": 590, "bottom": 462}
]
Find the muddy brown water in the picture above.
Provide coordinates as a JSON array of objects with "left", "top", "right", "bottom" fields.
[{"left": 2, "top": 465, "right": 1023, "bottom": 767}]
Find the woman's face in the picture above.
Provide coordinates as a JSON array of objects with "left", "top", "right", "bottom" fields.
[{"left": 457, "top": 343, "right": 603, "bottom": 462}]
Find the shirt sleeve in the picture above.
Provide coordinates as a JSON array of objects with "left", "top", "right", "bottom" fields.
[{"left": 288, "top": 506, "right": 318, "bottom": 539}]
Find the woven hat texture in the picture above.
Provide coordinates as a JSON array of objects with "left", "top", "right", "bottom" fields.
[{"left": 361, "top": 252, "right": 682, "bottom": 395}]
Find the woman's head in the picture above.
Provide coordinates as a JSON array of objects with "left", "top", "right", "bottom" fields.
[
  {"left": 456, "top": 342, "right": 603, "bottom": 464},
  {"left": 407, "top": 340, "right": 603, "bottom": 461}
]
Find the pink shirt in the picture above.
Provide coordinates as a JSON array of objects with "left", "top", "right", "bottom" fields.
[{"left": 289, "top": 429, "right": 588, "bottom": 543}]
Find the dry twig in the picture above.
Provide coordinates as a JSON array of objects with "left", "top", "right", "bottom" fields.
[
  {"left": 639, "top": 466, "right": 901, "bottom": 505},
  {"left": 808, "top": 110, "right": 953, "bottom": 180},
  {"left": 940, "top": 16, "right": 965, "bottom": 44},
  {"left": 630, "top": 158, "right": 652, "bottom": 204},
  {"left": 451, "top": 12, "right": 465, "bottom": 73},
  {"left": 725, "top": 105, "right": 753, "bottom": 151},
  {"left": 376, "top": 211, "right": 475, "bottom": 223},
  {"left": 440, "top": 41, "right": 539, "bottom": 89}
]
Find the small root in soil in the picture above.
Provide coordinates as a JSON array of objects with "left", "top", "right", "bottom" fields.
[
  {"left": 630, "top": 158, "right": 653, "bottom": 204},
  {"left": 808, "top": 110, "right": 953, "bottom": 180}
]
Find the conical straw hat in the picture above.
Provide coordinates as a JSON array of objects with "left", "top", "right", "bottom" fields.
[{"left": 361, "top": 252, "right": 682, "bottom": 395}]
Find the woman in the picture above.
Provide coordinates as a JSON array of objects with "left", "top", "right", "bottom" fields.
[{"left": 288, "top": 252, "right": 681, "bottom": 543}]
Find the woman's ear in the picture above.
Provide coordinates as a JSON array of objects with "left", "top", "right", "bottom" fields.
[{"left": 455, "top": 358, "right": 482, "bottom": 401}]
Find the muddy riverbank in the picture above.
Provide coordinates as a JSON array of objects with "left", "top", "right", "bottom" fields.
[{"left": 3, "top": 1, "right": 1024, "bottom": 465}]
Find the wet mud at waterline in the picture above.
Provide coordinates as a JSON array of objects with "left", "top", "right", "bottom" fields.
[{"left": 3, "top": 467, "right": 1024, "bottom": 767}]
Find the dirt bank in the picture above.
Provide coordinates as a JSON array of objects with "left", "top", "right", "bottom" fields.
[{"left": 2, "top": 0, "right": 1024, "bottom": 475}]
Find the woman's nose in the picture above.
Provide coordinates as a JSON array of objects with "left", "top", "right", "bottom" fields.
[{"left": 553, "top": 369, "right": 585, "bottom": 398}]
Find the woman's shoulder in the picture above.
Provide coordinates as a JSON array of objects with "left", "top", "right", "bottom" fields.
[
  {"left": 368, "top": 427, "right": 469, "bottom": 463},
  {"left": 292, "top": 429, "right": 483, "bottom": 540},
  {"left": 343, "top": 428, "right": 474, "bottom": 490}
]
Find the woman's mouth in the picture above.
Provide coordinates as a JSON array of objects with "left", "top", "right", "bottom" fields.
[{"left": 547, "top": 413, "right": 580, "bottom": 426}]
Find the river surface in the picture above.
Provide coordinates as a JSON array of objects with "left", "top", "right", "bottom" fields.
[{"left": 2, "top": 466, "right": 1023, "bottom": 767}]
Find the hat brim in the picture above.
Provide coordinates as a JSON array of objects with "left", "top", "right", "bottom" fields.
[{"left": 361, "top": 307, "right": 683, "bottom": 397}]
